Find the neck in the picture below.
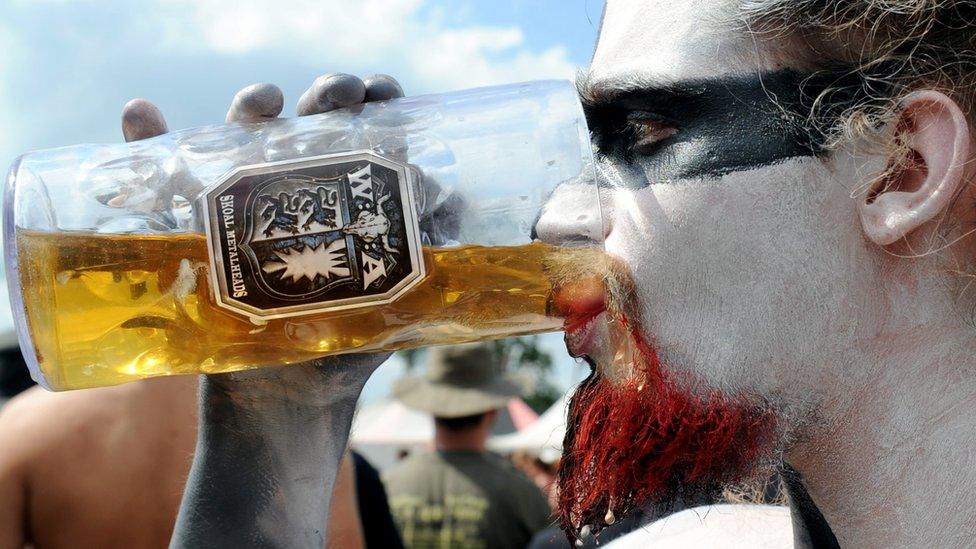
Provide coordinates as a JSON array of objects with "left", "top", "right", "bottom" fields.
[
  {"left": 434, "top": 428, "right": 487, "bottom": 452},
  {"left": 788, "top": 321, "right": 976, "bottom": 548}
]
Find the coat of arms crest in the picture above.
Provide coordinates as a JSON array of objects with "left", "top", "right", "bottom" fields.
[{"left": 204, "top": 151, "right": 425, "bottom": 319}]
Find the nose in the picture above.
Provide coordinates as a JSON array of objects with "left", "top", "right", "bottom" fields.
[{"left": 532, "top": 182, "right": 607, "bottom": 246}]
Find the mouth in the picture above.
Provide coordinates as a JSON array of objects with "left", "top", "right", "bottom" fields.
[
  {"left": 565, "top": 311, "right": 605, "bottom": 359},
  {"left": 552, "top": 278, "right": 607, "bottom": 359}
]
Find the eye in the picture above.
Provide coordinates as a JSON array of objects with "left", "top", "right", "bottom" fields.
[{"left": 625, "top": 112, "right": 678, "bottom": 154}]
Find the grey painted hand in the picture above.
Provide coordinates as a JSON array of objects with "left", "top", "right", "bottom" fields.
[{"left": 116, "top": 73, "right": 404, "bottom": 548}]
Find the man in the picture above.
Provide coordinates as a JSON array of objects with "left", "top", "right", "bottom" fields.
[
  {"left": 0, "top": 377, "right": 198, "bottom": 547},
  {"left": 383, "top": 343, "right": 552, "bottom": 548},
  {"left": 49, "top": 1, "right": 976, "bottom": 546},
  {"left": 534, "top": 1, "right": 976, "bottom": 547},
  {"left": 0, "top": 374, "right": 398, "bottom": 548}
]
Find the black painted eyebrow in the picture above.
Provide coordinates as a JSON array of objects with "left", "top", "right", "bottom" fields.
[
  {"left": 578, "top": 69, "right": 875, "bottom": 184},
  {"left": 577, "top": 73, "right": 684, "bottom": 110},
  {"left": 580, "top": 72, "right": 807, "bottom": 117},
  {"left": 579, "top": 68, "right": 872, "bottom": 127}
]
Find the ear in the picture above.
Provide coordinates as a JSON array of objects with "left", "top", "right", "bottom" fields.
[{"left": 858, "top": 91, "right": 972, "bottom": 246}]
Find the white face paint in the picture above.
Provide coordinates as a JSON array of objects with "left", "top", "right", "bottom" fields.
[
  {"left": 539, "top": 0, "right": 976, "bottom": 546},
  {"left": 592, "top": 0, "right": 767, "bottom": 82}
]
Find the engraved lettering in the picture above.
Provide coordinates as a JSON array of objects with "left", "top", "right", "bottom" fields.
[{"left": 219, "top": 195, "right": 248, "bottom": 297}]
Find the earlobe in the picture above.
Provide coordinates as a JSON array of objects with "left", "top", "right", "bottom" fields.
[{"left": 857, "top": 90, "right": 972, "bottom": 246}]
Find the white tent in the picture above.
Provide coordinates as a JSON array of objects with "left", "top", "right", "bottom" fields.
[
  {"left": 352, "top": 399, "right": 433, "bottom": 446},
  {"left": 350, "top": 399, "right": 432, "bottom": 471},
  {"left": 487, "top": 390, "right": 571, "bottom": 463}
]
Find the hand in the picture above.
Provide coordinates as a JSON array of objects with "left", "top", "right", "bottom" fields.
[{"left": 117, "top": 73, "right": 405, "bottom": 548}]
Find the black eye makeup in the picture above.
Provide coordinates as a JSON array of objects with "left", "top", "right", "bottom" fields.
[
  {"left": 624, "top": 112, "right": 679, "bottom": 154},
  {"left": 581, "top": 69, "right": 864, "bottom": 187}
]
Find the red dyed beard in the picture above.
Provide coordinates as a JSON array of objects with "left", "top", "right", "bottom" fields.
[{"left": 557, "top": 318, "right": 781, "bottom": 541}]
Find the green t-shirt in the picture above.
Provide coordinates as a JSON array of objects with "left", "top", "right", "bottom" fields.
[{"left": 382, "top": 450, "right": 553, "bottom": 549}]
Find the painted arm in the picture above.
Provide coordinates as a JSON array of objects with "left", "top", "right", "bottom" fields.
[
  {"left": 114, "top": 73, "right": 404, "bottom": 548},
  {"left": 171, "top": 356, "right": 382, "bottom": 548}
]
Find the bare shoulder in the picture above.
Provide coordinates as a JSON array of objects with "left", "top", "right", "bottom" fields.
[
  {"left": 0, "top": 385, "right": 128, "bottom": 465},
  {"left": 0, "top": 387, "right": 60, "bottom": 463},
  {"left": 2, "top": 376, "right": 198, "bottom": 466},
  {"left": 0, "top": 378, "right": 197, "bottom": 547}
]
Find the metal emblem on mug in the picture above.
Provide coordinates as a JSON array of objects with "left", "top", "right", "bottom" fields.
[{"left": 204, "top": 151, "right": 425, "bottom": 319}]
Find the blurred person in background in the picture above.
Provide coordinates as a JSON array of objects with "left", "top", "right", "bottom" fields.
[
  {"left": 384, "top": 343, "right": 552, "bottom": 549},
  {"left": 0, "top": 372, "right": 399, "bottom": 549},
  {"left": 350, "top": 451, "right": 406, "bottom": 549},
  {"left": 0, "top": 376, "right": 199, "bottom": 548}
]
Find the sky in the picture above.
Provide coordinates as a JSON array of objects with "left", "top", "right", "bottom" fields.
[{"left": 0, "top": 0, "right": 607, "bottom": 402}]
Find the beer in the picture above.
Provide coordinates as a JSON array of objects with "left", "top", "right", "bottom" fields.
[{"left": 17, "top": 230, "right": 584, "bottom": 390}]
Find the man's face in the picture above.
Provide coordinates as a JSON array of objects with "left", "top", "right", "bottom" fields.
[
  {"left": 578, "top": 0, "right": 883, "bottom": 395},
  {"left": 540, "top": 0, "right": 888, "bottom": 537}
]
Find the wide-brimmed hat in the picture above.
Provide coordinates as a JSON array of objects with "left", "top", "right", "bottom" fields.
[{"left": 393, "top": 343, "right": 522, "bottom": 418}]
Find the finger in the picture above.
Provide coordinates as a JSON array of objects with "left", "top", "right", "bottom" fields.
[
  {"left": 296, "top": 73, "right": 366, "bottom": 116},
  {"left": 363, "top": 74, "right": 404, "bottom": 102},
  {"left": 226, "top": 83, "right": 284, "bottom": 123},
  {"left": 121, "top": 99, "right": 168, "bottom": 142}
]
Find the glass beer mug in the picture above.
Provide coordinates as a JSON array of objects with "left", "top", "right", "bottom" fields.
[{"left": 4, "top": 80, "right": 602, "bottom": 390}]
